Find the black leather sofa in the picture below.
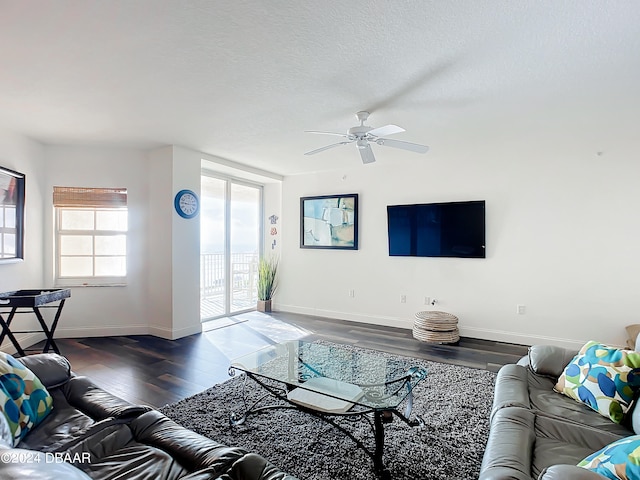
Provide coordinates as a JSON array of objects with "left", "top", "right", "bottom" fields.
[
  {"left": 0, "top": 353, "right": 298, "bottom": 480},
  {"left": 479, "top": 345, "right": 638, "bottom": 480}
]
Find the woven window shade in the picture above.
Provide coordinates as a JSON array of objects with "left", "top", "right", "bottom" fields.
[{"left": 53, "top": 186, "right": 127, "bottom": 208}]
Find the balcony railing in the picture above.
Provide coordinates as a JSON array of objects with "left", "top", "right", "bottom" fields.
[{"left": 200, "top": 252, "right": 259, "bottom": 319}]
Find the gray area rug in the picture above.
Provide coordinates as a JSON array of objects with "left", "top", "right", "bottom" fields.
[{"left": 160, "top": 343, "right": 496, "bottom": 480}]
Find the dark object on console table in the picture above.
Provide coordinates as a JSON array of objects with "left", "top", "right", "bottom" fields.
[
  {"left": 479, "top": 344, "right": 635, "bottom": 480},
  {"left": 0, "top": 353, "right": 298, "bottom": 480},
  {"left": 0, "top": 289, "right": 71, "bottom": 356}
]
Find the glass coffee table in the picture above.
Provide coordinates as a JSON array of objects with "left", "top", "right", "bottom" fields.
[{"left": 228, "top": 340, "right": 427, "bottom": 478}]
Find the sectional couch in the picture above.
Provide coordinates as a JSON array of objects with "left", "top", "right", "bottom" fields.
[
  {"left": 0, "top": 353, "right": 298, "bottom": 480},
  {"left": 479, "top": 344, "right": 640, "bottom": 480}
]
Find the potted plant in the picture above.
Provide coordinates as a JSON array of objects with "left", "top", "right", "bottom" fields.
[{"left": 257, "top": 256, "right": 278, "bottom": 312}]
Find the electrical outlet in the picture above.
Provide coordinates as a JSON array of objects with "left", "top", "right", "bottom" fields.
[
  {"left": 348, "top": 289, "right": 355, "bottom": 298},
  {"left": 400, "top": 295, "right": 406, "bottom": 303},
  {"left": 517, "top": 304, "right": 526, "bottom": 315},
  {"left": 424, "top": 296, "right": 431, "bottom": 305}
]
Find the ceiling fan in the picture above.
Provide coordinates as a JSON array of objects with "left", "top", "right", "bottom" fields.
[{"left": 304, "top": 111, "right": 429, "bottom": 164}]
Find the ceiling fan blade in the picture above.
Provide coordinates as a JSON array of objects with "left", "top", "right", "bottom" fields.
[
  {"left": 359, "top": 144, "right": 376, "bottom": 164},
  {"left": 304, "top": 141, "right": 352, "bottom": 155},
  {"left": 375, "top": 138, "right": 429, "bottom": 154},
  {"left": 367, "top": 124, "right": 405, "bottom": 138},
  {"left": 305, "top": 130, "right": 351, "bottom": 138}
]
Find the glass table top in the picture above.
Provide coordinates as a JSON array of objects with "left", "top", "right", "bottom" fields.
[{"left": 230, "top": 340, "right": 427, "bottom": 410}]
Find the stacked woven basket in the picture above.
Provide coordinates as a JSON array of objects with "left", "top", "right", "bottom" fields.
[{"left": 412, "top": 311, "right": 459, "bottom": 344}]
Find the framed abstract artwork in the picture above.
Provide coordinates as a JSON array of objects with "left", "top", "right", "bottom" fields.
[
  {"left": 300, "top": 193, "right": 358, "bottom": 250},
  {"left": 0, "top": 166, "right": 26, "bottom": 263}
]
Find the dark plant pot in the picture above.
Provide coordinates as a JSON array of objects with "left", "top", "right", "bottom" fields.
[{"left": 257, "top": 299, "right": 272, "bottom": 313}]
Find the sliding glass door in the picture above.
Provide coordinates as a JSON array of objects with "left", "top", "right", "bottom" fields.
[{"left": 200, "top": 174, "right": 262, "bottom": 320}]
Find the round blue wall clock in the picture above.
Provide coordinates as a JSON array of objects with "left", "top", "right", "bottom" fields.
[{"left": 174, "top": 189, "right": 199, "bottom": 219}]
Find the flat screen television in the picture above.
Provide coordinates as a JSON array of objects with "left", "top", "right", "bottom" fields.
[{"left": 387, "top": 200, "right": 485, "bottom": 258}]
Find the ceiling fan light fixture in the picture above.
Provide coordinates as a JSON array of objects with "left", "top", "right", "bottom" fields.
[{"left": 304, "top": 112, "right": 429, "bottom": 163}]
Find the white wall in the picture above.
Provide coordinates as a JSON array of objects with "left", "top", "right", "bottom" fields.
[
  {"left": 263, "top": 182, "right": 282, "bottom": 269},
  {"left": 169, "top": 146, "right": 204, "bottom": 339},
  {"left": 1, "top": 138, "right": 284, "bottom": 350},
  {"left": 147, "top": 146, "right": 174, "bottom": 337},
  {"left": 277, "top": 140, "right": 640, "bottom": 349},
  {"left": 0, "top": 130, "right": 45, "bottom": 351},
  {"left": 0, "top": 130, "right": 45, "bottom": 289},
  {"left": 42, "top": 145, "right": 209, "bottom": 340},
  {"left": 156, "top": 146, "right": 284, "bottom": 338},
  {"left": 42, "top": 145, "right": 150, "bottom": 337},
  {"left": 6, "top": 125, "right": 636, "bottom": 350}
]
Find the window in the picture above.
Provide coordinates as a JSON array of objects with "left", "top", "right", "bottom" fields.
[{"left": 53, "top": 187, "right": 128, "bottom": 286}]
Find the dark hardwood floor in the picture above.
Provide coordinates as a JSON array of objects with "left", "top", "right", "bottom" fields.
[{"left": 39, "top": 311, "right": 528, "bottom": 409}]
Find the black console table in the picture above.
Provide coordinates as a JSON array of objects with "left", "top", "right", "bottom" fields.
[{"left": 0, "top": 289, "right": 71, "bottom": 356}]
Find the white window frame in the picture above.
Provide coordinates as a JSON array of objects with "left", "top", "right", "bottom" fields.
[
  {"left": 200, "top": 171, "right": 264, "bottom": 320},
  {"left": 54, "top": 205, "right": 128, "bottom": 287}
]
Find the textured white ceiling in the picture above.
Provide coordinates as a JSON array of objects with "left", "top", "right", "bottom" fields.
[{"left": 1, "top": 0, "right": 638, "bottom": 175}]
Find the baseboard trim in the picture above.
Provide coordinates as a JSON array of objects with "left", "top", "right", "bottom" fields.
[
  {"left": 54, "top": 325, "right": 149, "bottom": 338},
  {"left": 1, "top": 322, "right": 205, "bottom": 353},
  {"left": 0, "top": 323, "right": 204, "bottom": 354},
  {"left": 277, "top": 304, "right": 413, "bottom": 330},
  {"left": 1, "top": 333, "right": 46, "bottom": 355},
  {"left": 148, "top": 324, "right": 202, "bottom": 340},
  {"left": 0, "top": 326, "right": 150, "bottom": 354},
  {"left": 459, "top": 326, "right": 586, "bottom": 349},
  {"left": 277, "top": 304, "right": 589, "bottom": 349}
]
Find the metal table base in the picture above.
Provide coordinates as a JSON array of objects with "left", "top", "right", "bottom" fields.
[{"left": 0, "top": 289, "right": 70, "bottom": 356}]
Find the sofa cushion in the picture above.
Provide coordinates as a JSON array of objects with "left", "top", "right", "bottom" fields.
[
  {"left": 554, "top": 341, "right": 640, "bottom": 424},
  {"left": 18, "top": 376, "right": 148, "bottom": 452},
  {"left": 529, "top": 372, "right": 633, "bottom": 436},
  {"left": 532, "top": 413, "right": 623, "bottom": 475},
  {"left": 52, "top": 410, "right": 242, "bottom": 478},
  {"left": 0, "top": 352, "right": 53, "bottom": 444},
  {"left": 540, "top": 464, "right": 614, "bottom": 480},
  {"left": 74, "top": 424, "right": 190, "bottom": 480},
  {"left": 0, "top": 447, "right": 92, "bottom": 480},
  {"left": 17, "top": 387, "right": 95, "bottom": 452},
  {"left": 492, "top": 365, "right": 634, "bottom": 436},
  {"left": 578, "top": 434, "right": 640, "bottom": 479}
]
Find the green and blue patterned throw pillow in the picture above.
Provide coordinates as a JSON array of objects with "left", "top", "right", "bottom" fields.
[
  {"left": 554, "top": 340, "right": 640, "bottom": 424},
  {"left": 579, "top": 435, "right": 640, "bottom": 479},
  {"left": 0, "top": 352, "right": 53, "bottom": 444}
]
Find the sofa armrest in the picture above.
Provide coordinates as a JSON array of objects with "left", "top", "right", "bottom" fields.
[
  {"left": 130, "top": 411, "right": 297, "bottom": 479},
  {"left": 180, "top": 454, "right": 299, "bottom": 480},
  {"left": 228, "top": 453, "right": 299, "bottom": 480},
  {"left": 61, "top": 376, "right": 150, "bottom": 420},
  {"left": 538, "top": 465, "right": 609, "bottom": 480},
  {"left": 130, "top": 410, "right": 247, "bottom": 473},
  {"left": 17, "top": 353, "right": 71, "bottom": 388},
  {"left": 478, "top": 466, "right": 532, "bottom": 480},
  {"left": 222, "top": 453, "right": 299, "bottom": 480},
  {"left": 479, "top": 407, "right": 536, "bottom": 480},
  {"left": 491, "top": 364, "right": 531, "bottom": 418},
  {"left": 528, "top": 345, "right": 578, "bottom": 378}
]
